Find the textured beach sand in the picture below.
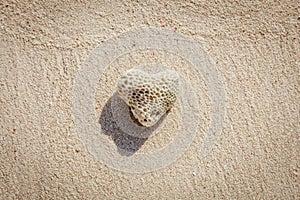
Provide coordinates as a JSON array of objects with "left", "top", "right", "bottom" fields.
[{"left": 1, "top": 0, "right": 299, "bottom": 199}]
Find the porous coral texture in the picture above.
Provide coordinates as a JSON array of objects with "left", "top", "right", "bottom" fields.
[{"left": 117, "top": 68, "right": 179, "bottom": 127}]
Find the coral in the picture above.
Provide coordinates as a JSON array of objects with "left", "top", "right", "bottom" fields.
[{"left": 117, "top": 68, "right": 179, "bottom": 127}]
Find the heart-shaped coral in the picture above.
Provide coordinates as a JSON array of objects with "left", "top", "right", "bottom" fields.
[{"left": 117, "top": 68, "right": 179, "bottom": 127}]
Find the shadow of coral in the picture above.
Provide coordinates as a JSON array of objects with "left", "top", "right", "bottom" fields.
[{"left": 99, "top": 93, "right": 165, "bottom": 156}]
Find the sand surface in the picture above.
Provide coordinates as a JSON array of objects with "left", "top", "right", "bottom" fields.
[{"left": 1, "top": 0, "right": 299, "bottom": 199}]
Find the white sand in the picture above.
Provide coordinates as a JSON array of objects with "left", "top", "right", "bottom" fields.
[{"left": 1, "top": 0, "right": 299, "bottom": 199}]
